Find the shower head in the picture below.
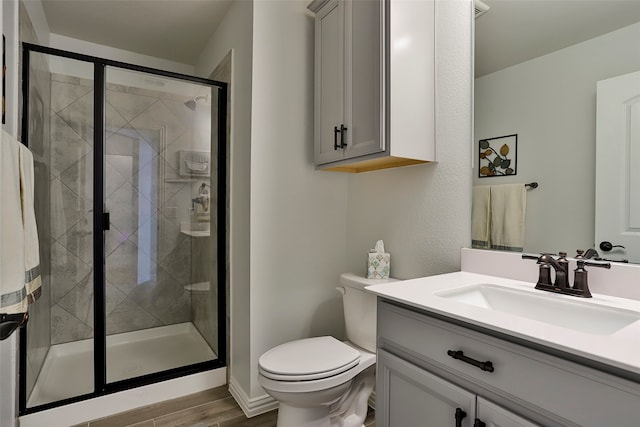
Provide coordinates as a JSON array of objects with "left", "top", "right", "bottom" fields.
[
  {"left": 474, "top": 0, "right": 489, "bottom": 18},
  {"left": 184, "top": 95, "right": 208, "bottom": 111},
  {"left": 184, "top": 99, "right": 197, "bottom": 111}
]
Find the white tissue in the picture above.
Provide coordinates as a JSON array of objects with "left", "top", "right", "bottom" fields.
[{"left": 370, "top": 240, "right": 385, "bottom": 253}]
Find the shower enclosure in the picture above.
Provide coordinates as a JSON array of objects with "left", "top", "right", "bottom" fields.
[{"left": 19, "top": 44, "right": 226, "bottom": 412}]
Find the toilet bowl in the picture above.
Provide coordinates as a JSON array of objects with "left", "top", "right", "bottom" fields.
[{"left": 258, "top": 274, "right": 397, "bottom": 427}]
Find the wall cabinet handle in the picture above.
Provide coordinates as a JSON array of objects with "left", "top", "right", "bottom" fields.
[
  {"left": 447, "top": 350, "right": 495, "bottom": 373},
  {"left": 334, "top": 126, "right": 340, "bottom": 150},
  {"left": 340, "top": 124, "right": 348, "bottom": 148},
  {"left": 455, "top": 408, "right": 467, "bottom": 427}
]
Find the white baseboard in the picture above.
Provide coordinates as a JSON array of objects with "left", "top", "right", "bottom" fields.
[
  {"left": 228, "top": 376, "right": 278, "bottom": 418},
  {"left": 19, "top": 367, "right": 226, "bottom": 427},
  {"left": 369, "top": 389, "right": 376, "bottom": 409}
]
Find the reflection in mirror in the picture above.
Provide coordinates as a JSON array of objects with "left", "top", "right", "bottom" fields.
[{"left": 473, "top": 0, "right": 640, "bottom": 263}]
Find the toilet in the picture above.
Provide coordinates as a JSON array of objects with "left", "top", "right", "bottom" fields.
[{"left": 258, "top": 273, "right": 397, "bottom": 427}]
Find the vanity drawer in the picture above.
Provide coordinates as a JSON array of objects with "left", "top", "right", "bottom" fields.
[{"left": 377, "top": 301, "right": 640, "bottom": 426}]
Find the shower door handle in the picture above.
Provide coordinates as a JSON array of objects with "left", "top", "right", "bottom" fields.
[{"left": 103, "top": 212, "right": 111, "bottom": 230}]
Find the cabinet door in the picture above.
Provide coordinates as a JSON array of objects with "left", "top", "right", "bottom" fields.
[
  {"left": 344, "top": 0, "right": 383, "bottom": 159},
  {"left": 314, "top": 0, "right": 345, "bottom": 165},
  {"left": 377, "top": 349, "right": 476, "bottom": 427},
  {"left": 476, "top": 398, "right": 541, "bottom": 427}
]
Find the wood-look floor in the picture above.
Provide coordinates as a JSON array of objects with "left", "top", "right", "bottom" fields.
[{"left": 73, "top": 385, "right": 376, "bottom": 427}]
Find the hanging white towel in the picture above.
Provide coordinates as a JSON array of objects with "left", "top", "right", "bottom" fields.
[
  {"left": 0, "top": 130, "right": 41, "bottom": 314},
  {"left": 490, "top": 183, "right": 526, "bottom": 252},
  {"left": 20, "top": 143, "right": 42, "bottom": 302},
  {"left": 1, "top": 130, "right": 28, "bottom": 314},
  {"left": 471, "top": 185, "right": 491, "bottom": 249}
]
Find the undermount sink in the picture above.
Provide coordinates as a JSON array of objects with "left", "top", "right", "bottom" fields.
[{"left": 437, "top": 284, "right": 640, "bottom": 336}]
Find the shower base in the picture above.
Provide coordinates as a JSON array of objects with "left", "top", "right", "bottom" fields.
[{"left": 27, "top": 322, "right": 216, "bottom": 408}]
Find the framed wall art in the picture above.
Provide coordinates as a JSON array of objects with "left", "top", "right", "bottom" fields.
[{"left": 478, "top": 134, "right": 517, "bottom": 177}]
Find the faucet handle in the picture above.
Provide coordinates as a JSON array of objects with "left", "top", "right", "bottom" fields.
[
  {"left": 521, "top": 253, "right": 553, "bottom": 286},
  {"left": 583, "top": 260, "right": 611, "bottom": 270},
  {"left": 521, "top": 253, "right": 555, "bottom": 263},
  {"left": 573, "top": 259, "right": 610, "bottom": 298}
]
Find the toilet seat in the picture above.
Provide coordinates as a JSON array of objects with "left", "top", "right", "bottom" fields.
[{"left": 259, "top": 336, "right": 360, "bottom": 381}]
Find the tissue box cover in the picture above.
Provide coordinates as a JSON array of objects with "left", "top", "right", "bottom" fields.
[{"left": 367, "top": 253, "right": 390, "bottom": 279}]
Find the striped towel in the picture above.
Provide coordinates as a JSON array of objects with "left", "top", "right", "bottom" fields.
[{"left": 0, "top": 130, "right": 41, "bottom": 316}]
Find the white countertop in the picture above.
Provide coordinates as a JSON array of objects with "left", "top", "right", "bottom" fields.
[{"left": 366, "top": 271, "right": 640, "bottom": 379}]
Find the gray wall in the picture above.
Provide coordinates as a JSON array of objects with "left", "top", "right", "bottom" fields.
[
  {"left": 194, "top": 0, "right": 255, "bottom": 400},
  {"left": 195, "top": 0, "right": 473, "bottom": 406}
]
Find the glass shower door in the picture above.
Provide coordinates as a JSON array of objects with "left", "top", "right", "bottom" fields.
[
  {"left": 22, "top": 43, "right": 225, "bottom": 412},
  {"left": 25, "top": 53, "right": 96, "bottom": 407},
  {"left": 103, "top": 67, "right": 218, "bottom": 383}
]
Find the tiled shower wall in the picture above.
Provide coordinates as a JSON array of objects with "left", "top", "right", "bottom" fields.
[{"left": 48, "top": 74, "right": 212, "bottom": 345}]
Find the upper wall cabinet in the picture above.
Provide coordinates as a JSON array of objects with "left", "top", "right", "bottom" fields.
[{"left": 308, "top": 0, "right": 436, "bottom": 173}]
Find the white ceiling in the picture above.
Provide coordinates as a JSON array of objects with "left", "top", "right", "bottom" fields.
[
  {"left": 33, "top": 1, "right": 640, "bottom": 73},
  {"left": 38, "top": 0, "right": 233, "bottom": 65},
  {"left": 476, "top": 0, "right": 640, "bottom": 77}
]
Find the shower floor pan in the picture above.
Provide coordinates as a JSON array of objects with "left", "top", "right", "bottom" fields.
[{"left": 27, "top": 322, "right": 216, "bottom": 408}]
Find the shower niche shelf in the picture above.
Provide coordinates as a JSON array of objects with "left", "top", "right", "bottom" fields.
[
  {"left": 164, "top": 178, "right": 201, "bottom": 183},
  {"left": 185, "top": 282, "right": 211, "bottom": 292},
  {"left": 180, "top": 222, "right": 210, "bottom": 237},
  {"left": 181, "top": 230, "right": 210, "bottom": 237}
]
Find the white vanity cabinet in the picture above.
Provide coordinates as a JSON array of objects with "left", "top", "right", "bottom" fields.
[
  {"left": 376, "top": 301, "right": 640, "bottom": 427},
  {"left": 307, "top": 0, "right": 437, "bottom": 173}
]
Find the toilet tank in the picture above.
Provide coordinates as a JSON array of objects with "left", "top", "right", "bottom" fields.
[{"left": 339, "top": 273, "right": 398, "bottom": 353}]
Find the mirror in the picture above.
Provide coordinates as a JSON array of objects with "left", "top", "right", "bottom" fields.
[{"left": 473, "top": 0, "right": 640, "bottom": 263}]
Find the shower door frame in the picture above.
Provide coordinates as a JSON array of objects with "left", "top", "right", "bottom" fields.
[{"left": 19, "top": 43, "right": 228, "bottom": 415}]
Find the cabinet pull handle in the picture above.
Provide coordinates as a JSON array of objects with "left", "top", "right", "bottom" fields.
[
  {"left": 474, "top": 419, "right": 487, "bottom": 427},
  {"left": 447, "top": 350, "right": 495, "bottom": 373},
  {"left": 340, "top": 124, "right": 348, "bottom": 148},
  {"left": 334, "top": 126, "right": 340, "bottom": 150},
  {"left": 455, "top": 408, "right": 467, "bottom": 427}
]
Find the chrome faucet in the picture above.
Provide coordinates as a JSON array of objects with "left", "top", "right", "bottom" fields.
[{"left": 522, "top": 251, "right": 610, "bottom": 298}]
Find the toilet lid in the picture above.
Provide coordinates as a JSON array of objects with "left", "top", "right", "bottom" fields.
[{"left": 259, "top": 336, "right": 360, "bottom": 381}]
